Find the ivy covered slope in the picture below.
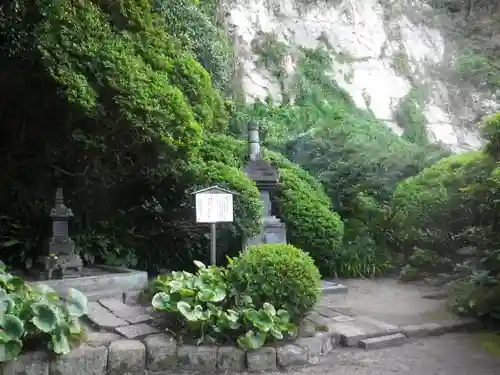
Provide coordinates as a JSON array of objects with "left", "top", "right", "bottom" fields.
[{"left": 0, "top": 0, "right": 248, "bottom": 271}]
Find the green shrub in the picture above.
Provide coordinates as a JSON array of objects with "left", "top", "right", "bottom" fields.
[
  {"left": 228, "top": 244, "right": 321, "bottom": 319},
  {"left": 0, "top": 262, "right": 88, "bottom": 362},
  {"left": 398, "top": 247, "right": 452, "bottom": 281},
  {"left": 392, "top": 151, "right": 493, "bottom": 253},
  {"left": 198, "top": 136, "right": 344, "bottom": 275},
  {"left": 264, "top": 151, "right": 344, "bottom": 275},
  {"left": 151, "top": 261, "right": 296, "bottom": 350}
]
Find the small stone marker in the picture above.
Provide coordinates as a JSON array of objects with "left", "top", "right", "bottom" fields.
[
  {"left": 114, "top": 323, "right": 160, "bottom": 339},
  {"left": 86, "top": 302, "right": 129, "bottom": 329}
]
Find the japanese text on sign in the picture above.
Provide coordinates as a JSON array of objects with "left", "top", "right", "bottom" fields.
[{"left": 195, "top": 193, "right": 233, "bottom": 223}]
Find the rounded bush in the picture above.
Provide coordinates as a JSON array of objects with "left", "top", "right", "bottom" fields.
[
  {"left": 228, "top": 244, "right": 321, "bottom": 319},
  {"left": 264, "top": 150, "right": 344, "bottom": 275},
  {"left": 392, "top": 151, "right": 492, "bottom": 253}
]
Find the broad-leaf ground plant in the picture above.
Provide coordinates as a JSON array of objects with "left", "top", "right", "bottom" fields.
[
  {"left": 151, "top": 244, "right": 320, "bottom": 350},
  {"left": 0, "top": 262, "right": 88, "bottom": 362}
]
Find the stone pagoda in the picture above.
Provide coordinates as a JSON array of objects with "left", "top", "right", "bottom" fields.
[
  {"left": 31, "top": 188, "right": 83, "bottom": 279},
  {"left": 244, "top": 121, "right": 287, "bottom": 247}
]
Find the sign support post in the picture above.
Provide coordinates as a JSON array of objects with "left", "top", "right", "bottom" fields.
[
  {"left": 192, "top": 186, "right": 238, "bottom": 266},
  {"left": 210, "top": 223, "right": 217, "bottom": 266}
]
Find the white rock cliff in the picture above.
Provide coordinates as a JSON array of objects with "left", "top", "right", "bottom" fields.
[{"left": 222, "top": 0, "right": 499, "bottom": 151}]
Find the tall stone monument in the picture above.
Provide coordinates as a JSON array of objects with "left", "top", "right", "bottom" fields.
[
  {"left": 31, "top": 188, "right": 83, "bottom": 279},
  {"left": 244, "top": 121, "right": 287, "bottom": 246}
]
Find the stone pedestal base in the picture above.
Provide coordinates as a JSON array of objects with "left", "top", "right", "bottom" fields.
[
  {"left": 28, "top": 253, "right": 83, "bottom": 281},
  {"left": 245, "top": 216, "right": 287, "bottom": 248}
]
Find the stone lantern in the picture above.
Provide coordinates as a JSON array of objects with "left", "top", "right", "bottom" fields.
[{"left": 243, "top": 121, "right": 287, "bottom": 247}]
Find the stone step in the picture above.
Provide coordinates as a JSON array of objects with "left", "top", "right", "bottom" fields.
[
  {"left": 81, "top": 288, "right": 143, "bottom": 303},
  {"left": 84, "top": 289, "right": 125, "bottom": 301},
  {"left": 359, "top": 333, "right": 407, "bottom": 349},
  {"left": 329, "top": 316, "right": 402, "bottom": 347}
]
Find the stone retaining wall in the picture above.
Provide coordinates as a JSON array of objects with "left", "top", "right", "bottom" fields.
[{"left": 1, "top": 331, "right": 338, "bottom": 375}]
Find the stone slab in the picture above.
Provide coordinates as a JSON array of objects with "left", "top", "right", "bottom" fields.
[
  {"left": 355, "top": 316, "right": 402, "bottom": 334},
  {"left": 84, "top": 289, "right": 125, "bottom": 302},
  {"left": 98, "top": 298, "right": 152, "bottom": 323},
  {"left": 321, "top": 280, "right": 348, "bottom": 294},
  {"left": 277, "top": 344, "right": 308, "bottom": 367},
  {"left": 217, "top": 346, "right": 245, "bottom": 371},
  {"left": 86, "top": 302, "right": 129, "bottom": 329},
  {"left": 28, "top": 266, "right": 147, "bottom": 297},
  {"left": 177, "top": 345, "right": 217, "bottom": 371},
  {"left": 108, "top": 340, "right": 146, "bottom": 375},
  {"left": 359, "top": 333, "right": 407, "bottom": 350},
  {"left": 246, "top": 347, "right": 277, "bottom": 371},
  {"left": 144, "top": 334, "right": 178, "bottom": 371},
  {"left": 331, "top": 316, "right": 401, "bottom": 347},
  {"left": 332, "top": 315, "right": 356, "bottom": 323},
  {"left": 439, "top": 318, "right": 481, "bottom": 332},
  {"left": 305, "top": 313, "right": 333, "bottom": 327},
  {"left": 314, "top": 305, "right": 344, "bottom": 318},
  {"left": 115, "top": 323, "right": 160, "bottom": 339},
  {"left": 123, "top": 290, "right": 142, "bottom": 305},
  {"left": 50, "top": 345, "right": 108, "bottom": 375},
  {"left": 402, "top": 323, "right": 445, "bottom": 338},
  {"left": 2, "top": 351, "right": 49, "bottom": 375},
  {"left": 329, "top": 322, "right": 368, "bottom": 347}
]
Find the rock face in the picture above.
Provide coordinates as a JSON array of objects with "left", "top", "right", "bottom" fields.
[{"left": 222, "top": 0, "right": 499, "bottom": 151}]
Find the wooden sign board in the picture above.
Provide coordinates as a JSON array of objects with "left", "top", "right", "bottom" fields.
[{"left": 194, "top": 186, "right": 234, "bottom": 223}]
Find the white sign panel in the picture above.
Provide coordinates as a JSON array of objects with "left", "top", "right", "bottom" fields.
[{"left": 195, "top": 193, "right": 233, "bottom": 223}]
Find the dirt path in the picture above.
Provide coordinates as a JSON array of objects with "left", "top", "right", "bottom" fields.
[
  {"left": 321, "top": 278, "right": 457, "bottom": 325},
  {"left": 270, "top": 333, "right": 499, "bottom": 375}
]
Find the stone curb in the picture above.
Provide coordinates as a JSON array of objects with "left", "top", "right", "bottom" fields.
[
  {"left": 0, "top": 331, "right": 339, "bottom": 375},
  {"left": 401, "top": 318, "right": 481, "bottom": 339}
]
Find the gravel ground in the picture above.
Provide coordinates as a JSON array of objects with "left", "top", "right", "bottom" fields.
[{"left": 320, "top": 278, "right": 457, "bottom": 325}]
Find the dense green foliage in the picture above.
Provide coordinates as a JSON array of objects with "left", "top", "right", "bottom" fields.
[
  {"left": 392, "top": 151, "right": 493, "bottom": 254},
  {"left": 228, "top": 244, "right": 321, "bottom": 318},
  {"left": 0, "top": 263, "right": 88, "bottom": 361},
  {"left": 2, "top": 0, "right": 500, "bottom": 336},
  {"left": 151, "top": 259, "right": 298, "bottom": 350},
  {"left": 393, "top": 112, "right": 500, "bottom": 322},
  {"left": 155, "top": 0, "right": 232, "bottom": 92},
  {"left": 231, "top": 43, "right": 446, "bottom": 276}
]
